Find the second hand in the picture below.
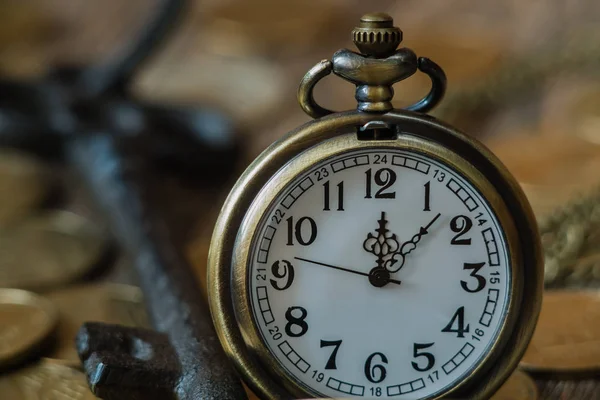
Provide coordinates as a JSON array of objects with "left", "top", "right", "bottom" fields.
[{"left": 294, "top": 257, "right": 401, "bottom": 285}]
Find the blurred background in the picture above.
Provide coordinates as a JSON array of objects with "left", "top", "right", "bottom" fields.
[
  {"left": 2, "top": 0, "right": 600, "bottom": 268},
  {"left": 0, "top": 0, "right": 600, "bottom": 399}
]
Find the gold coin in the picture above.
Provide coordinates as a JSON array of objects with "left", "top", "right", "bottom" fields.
[
  {"left": 0, "top": 151, "right": 47, "bottom": 225},
  {"left": 0, "top": 361, "right": 97, "bottom": 399},
  {"left": 520, "top": 291, "right": 600, "bottom": 375},
  {"left": 0, "top": 211, "right": 108, "bottom": 291},
  {"left": 0, "top": 289, "right": 57, "bottom": 369},
  {"left": 45, "top": 283, "right": 149, "bottom": 364},
  {"left": 491, "top": 370, "right": 538, "bottom": 400}
]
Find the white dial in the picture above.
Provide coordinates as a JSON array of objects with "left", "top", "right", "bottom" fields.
[{"left": 246, "top": 149, "right": 511, "bottom": 399}]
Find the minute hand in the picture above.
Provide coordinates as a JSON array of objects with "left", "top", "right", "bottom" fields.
[
  {"left": 386, "top": 213, "right": 441, "bottom": 272},
  {"left": 402, "top": 213, "right": 441, "bottom": 255}
]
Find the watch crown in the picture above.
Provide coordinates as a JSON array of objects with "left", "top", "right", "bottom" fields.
[{"left": 352, "top": 12, "right": 402, "bottom": 58}]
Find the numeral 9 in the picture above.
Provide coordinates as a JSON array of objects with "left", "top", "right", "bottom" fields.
[{"left": 270, "top": 260, "right": 295, "bottom": 291}]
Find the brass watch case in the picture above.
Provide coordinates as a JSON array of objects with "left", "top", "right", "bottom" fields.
[{"left": 208, "top": 110, "right": 543, "bottom": 399}]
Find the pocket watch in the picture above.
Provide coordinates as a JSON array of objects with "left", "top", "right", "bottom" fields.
[{"left": 208, "top": 12, "right": 543, "bottom": 400}]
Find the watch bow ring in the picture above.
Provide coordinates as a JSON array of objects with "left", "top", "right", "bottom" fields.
[{"left": 297, "top": 13, "right": 447, "bottom": 119}]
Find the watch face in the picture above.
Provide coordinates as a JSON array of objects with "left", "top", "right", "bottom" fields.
[{"left": 245, "top": 148, "right": 512, "bottom": 399}]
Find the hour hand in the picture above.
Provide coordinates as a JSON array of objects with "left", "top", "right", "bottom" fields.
[{"left": 362, "top": 212, "right": 400, "bottom": 269}]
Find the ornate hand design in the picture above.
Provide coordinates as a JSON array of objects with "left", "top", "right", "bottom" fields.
[
  {"left": 363, "top": 212, "right": 400, "bottom": 270},
  {"left": 363, "top": 212, "right": 442, "bottom": 274}
]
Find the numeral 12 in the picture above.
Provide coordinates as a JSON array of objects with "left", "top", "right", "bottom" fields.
[{"left": 365, "top": 168, "right": 396, "bottom": 199}]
